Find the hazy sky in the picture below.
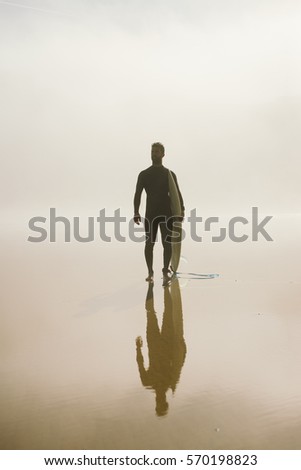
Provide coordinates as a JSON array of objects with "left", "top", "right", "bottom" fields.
[{"left": 1, "top": 0, "right": 301, "bottom": 219}]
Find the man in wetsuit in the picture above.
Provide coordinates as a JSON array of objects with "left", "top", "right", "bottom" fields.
[
  {"left": 136, "top": 281, "right": 187, "bottom": 416},
  {"left": 133, "top": 142, "right": 184, "bottom": 283}
]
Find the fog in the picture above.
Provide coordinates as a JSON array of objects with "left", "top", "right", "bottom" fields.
[
  {"left": 1, "top": 2, "right": 301, "bottom": 451},
  {"left": 1, "top": 0, "right": 301, "bottom": 221}
]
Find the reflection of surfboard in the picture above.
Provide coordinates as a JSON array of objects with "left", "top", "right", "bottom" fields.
[{"left": 168, "top": 171, "right": 182, "bottom": 273}]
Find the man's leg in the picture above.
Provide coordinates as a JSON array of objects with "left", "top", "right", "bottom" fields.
[
  {"left": 160, "top": 217, "right": 173, "bottom": 275},
  {"left": 144, "top": 217, "right": 159, "bottom": 279}
]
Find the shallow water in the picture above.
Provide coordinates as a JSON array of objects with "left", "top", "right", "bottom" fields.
[{"left": 1, "top": 217, "right": 301, "bottom": 449}]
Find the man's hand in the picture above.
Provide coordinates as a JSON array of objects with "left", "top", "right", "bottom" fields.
[
  {"left": 136, "top": 336, "right": 143, "bottom": 348},
  {"left": 134, "top": 213, "right": 141, "bottom": 225}
]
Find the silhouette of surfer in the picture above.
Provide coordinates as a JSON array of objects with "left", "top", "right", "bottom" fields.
[
  {"left": 133, "top": 142, "right": 184, "bottom": 284},
  {"left": 135, "top": 279, "right": 186, "bottom": 416}
]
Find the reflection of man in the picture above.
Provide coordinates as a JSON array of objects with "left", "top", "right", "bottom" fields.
[
  {"left": 136, "top": 280, "right": 186, "bottom": 416},
  {"left": 133, "top": 142, "right": 184, "bottom": 284}
]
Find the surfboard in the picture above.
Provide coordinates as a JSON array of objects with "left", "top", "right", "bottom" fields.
[{"left": 168, "top": 170, "right": 182, "bottom": 273}]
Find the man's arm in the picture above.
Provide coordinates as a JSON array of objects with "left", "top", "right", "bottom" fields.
[
  {"left": 136, "top": 337, "right": 150, "bottom": 387},
  {"left": 171, "top": 171, "right": 185, "bottom": 217},
  {"left": 133, "top": 172, "right": 144, "bottom": 224}
]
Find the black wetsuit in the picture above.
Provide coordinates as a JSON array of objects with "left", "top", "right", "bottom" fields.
[{"left": 134, "top": 165, "right": 184, "bottom": 274}]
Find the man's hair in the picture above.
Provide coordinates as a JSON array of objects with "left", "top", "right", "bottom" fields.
[{"left": 152, "top": 142, "right": 165, "bottom": 153}]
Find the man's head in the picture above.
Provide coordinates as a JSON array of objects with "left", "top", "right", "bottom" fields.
[
  {"left": 151, "top": 142, "right": 165, "bottom": 165},
  {"left": 155, "top": 388, "right": 169, "bottom": 417}
]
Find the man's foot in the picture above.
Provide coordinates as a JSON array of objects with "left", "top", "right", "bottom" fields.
[
  {"left": 145, "top": 272, "right": 154, "bottom": 282},
  {"left": 162, "top": 274, "right": 172, "bottom": 286}
]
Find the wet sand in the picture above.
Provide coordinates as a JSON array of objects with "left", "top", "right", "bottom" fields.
[{"left": 1, "top": 215, "right": 301, "bottom": 449}]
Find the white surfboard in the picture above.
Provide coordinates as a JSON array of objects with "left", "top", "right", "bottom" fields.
[{"left": 168, "top": 170, "right": 182, "bottom": 273}]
